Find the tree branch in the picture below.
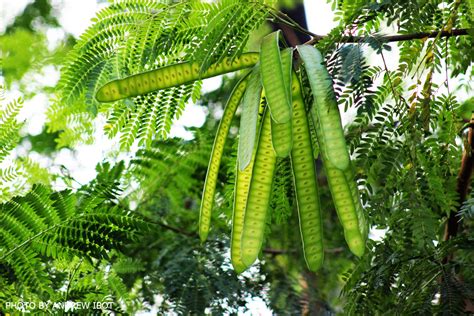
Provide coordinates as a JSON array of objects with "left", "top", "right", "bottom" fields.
[
  {"left": 443, "top": 114, "right": 474, "bottom": 263},
  {"left": 304, "top": 28, "right": 469, "bottom": 46},
  {"left": 155, "top": 221, "right": 197, "bottom": 238}
]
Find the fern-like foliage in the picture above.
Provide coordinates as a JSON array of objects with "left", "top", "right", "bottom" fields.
[
  {"left": 2, "top": 0, "right": 472, "bottom": 313},
  {"left": 318, "top": 0, "right": 474, "bottom": 313},
  {"left": 0, "top": 85, "right": 44, "bottom": 202},
  {"left": 342, "top": 238, "right": 474, "bottom": 315},
  {"left": 51, "top": 0, "right": 269, "bottom": 149},
  {"left": 118, "top": 127, "right": 266, "bottom": 314},
  {"left": 190, "top": 0, "right": 269, "bottom": 70},
  {"left": 0, "top": 162, "right": 149, "bottom": 299},
  {"left": 56, "top": 256, "right": 145, "bottom": 313},
  {"left": 130, "top": 129, "right": 213, "bottom": 212},
  {"left": 264, "top": 264, "right": 305, "bottom": 315},
  {"left": 0, "top": 85, "right": 54, "bottom": 203},
  {"left": 0, "top": 86, "right": 23, "bottom": 163},
  {"left": 154, "top": 239, "right": 262, "bottom": 315}
]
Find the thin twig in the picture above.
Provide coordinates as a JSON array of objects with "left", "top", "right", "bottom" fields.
[
  {"left": 444, "top": 37, "right": 451, "bottom": 94},
  {"left": 154, "top": 220, "right": 197, "bottom": 238},
  {"left": 267, "top": 10, "right": 318, "bottom": 39},
  {"left": 304, "top": 28, "right": 469, "bottom": 46}
]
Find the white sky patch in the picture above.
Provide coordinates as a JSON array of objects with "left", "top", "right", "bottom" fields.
[
  {"left": 52, "top": 117, "right": 122, "bottom": 188},
  {"left": 52, "top": 0, "right": 106, "bottom": 37},
  {"left": 369, "top": 227, "right": 389, "bottom": 242},
  {"left": 0, "top": 0, "right": 104, "bottom": 37},
  {"left": 0, "top": 0, "right": 32, "bottom": 33},
  {"left": 244, "top": 297, "right": 271, "bottom": 316},
  {"left": 34, "top": 65, "right": 60, "bottom": 87},
  {"left": 202, "top": 76, "right": 223, "bottom": 93},
  {"left": 18, "top": 93, "right": 48, "bottom": 136},
  {"left": 46, "top": 27, "right": 66, "bottom": 50},
  {"left": 304, "top": 0, "right": 338, "bottom": 35},
  {"left": 169, "top": 102, "right": 207, "bottom": 140}
]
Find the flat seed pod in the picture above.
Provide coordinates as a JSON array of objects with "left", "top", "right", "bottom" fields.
[
  {"left": 232, "top": 95, "right": 266, "bottom": 273},
  {"left": 260, "top": 31, "right": 292, "bottom": 124},
  {"left": 96, "top": 52, "right": 259, "bottom": 102},
  {"left": 297, "top": 45, "right": 350, "bottom": 171},
  {"left": 344, "top": 164, "right": 369, "bottom": 242},
  {"left": 270, "top": 48, "right": 293, "bottom": 157},
  {"left": 324, "top": 162, "right": 366, "bottom": 257},
  {"left": 199, "top": 74, "right": 249, "bottom": 242},
  {"left": 280, "top": 48, "right": 293, "bottom": 98},
  {"left": 271, "top": 120, "right": 293, "bottom": 157},
  {"left": 240, "top": 108, "right": 277, "bottom": 268},
  {"left": 238, "top": 65, "right": 262, "bottom": 171},
  {"left": 312, "top": 114, "right": 366, "bottom": 257},
  {"left": 290, "top": 73, "right": 324, "bottom": 271},
  {"left": 231, "top": 160, "right": 254, "bottom": 273}
]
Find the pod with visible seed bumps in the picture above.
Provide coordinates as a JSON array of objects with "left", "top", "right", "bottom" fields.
[
  {"left": 297, "top": 45, "right": 350, "bottom": 171},
  {"left": 240, "top": 108, "right": 277, "bottom": 267},
  {"left": 199, "top": 74, "right": 249, "bottom": 242},
  {"left": 96, "top": 53, "right": 259, "bottom": 102},
  {"left": 290, "top": 73, "right": 324, "bottom": 271},
  {"left": 232, "top": 94, "right": 266, "bottom": 273},
  {"left": 270, "top": 48, "right": 293, "bottom": 157},
  {"left": 312, "top": 112, "right": 367, "bottom": 257},
  {"left": 260, "top": 31, "right": 292, "bottom": 124}
]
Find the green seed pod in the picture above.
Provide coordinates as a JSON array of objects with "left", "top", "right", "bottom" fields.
[
  {"left": 238, "top": 65, "right": 263, "bottom": 171},
  {"left": 297, "top": 45, "right": 350, "bottom": 171},
  {"left": 260, "top": 31, "right": 292, "bottom": 124},
  {"left": 312, "top": 114, "right": 367, "bottom": 257},
  {"left": 240, "top": 108, "right": 277, "bottom": 267},
  {"left": 96, "top": 53, "right": 259, "bottom": 102},
  {"left": 199, "top": 74, "right": 249, "bottom": 242},
  {"left": 324, "top": 162, "right": 366, "bottom": 257},
  {"left": 232, "top": 94, "right": 266, "bottom": 273},
  {"left": 270, "top": 48, "right": 293, "bottom": 157},
  {"left": 344, "top": 164, "right": 369, "bottom": 243},
  {"left": 290, "top": 73, "right": 324, "bottom": 271}
]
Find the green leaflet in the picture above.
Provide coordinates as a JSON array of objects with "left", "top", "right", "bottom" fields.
[
  {"left": 238, "top": 65, "right": 262, "bottom": 171},
  {"left": 260, "top": 31, "right": 292, "bottom": 124},
  {"left": 199, "top": 74, "right": 249, "bottom": 242},
  {"left": 232, "top": 95, "right": 266, "bottom": 273},
  {"left": 240, "top": 108, "right": 277, "bottom": 268},
  {"left": 297, "top": 45, "right": 350, "bottom": 171},
  {"left": 95, "top": 52, "right": 259, "bottom": 102},
  {"left": 290, "top": 73, "right": 324, "bottom": 271},
  {"left": 312, "top": 113, "right": 366, "bottom": 257},
  {"left": 270, "top": 48, "right": 293, "bottom": 157}
]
